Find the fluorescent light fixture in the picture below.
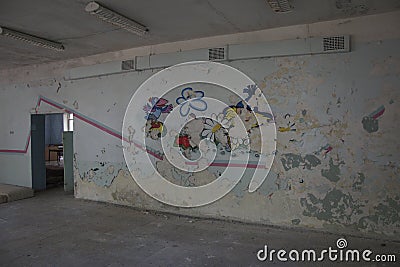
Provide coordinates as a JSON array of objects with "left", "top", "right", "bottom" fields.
[
  {"left": 0, "top": 26, "right": 64, "bottom": 51},
  {"left": 85, "top": 1, "right": 148, "bottom": 36},
  {"left": 266, "top": 0, "right": 292, "bottom": 13}
]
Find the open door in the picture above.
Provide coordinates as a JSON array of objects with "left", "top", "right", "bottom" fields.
[
  {"left": 63, "top": 131, "right": 74, "bottom": 193},
  {"left": 32, "top": 113, "right": 72, "bottom": 192},
  {"left": 31, "top": 114, "right": 46, "bottom": 190}
]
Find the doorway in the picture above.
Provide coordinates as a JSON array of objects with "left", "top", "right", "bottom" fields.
[{"left": 31, "top": 113, "right": 74, "bottom": 193}]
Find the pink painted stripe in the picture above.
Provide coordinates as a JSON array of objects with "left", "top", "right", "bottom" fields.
[
  {"left": 185, "top": 161, "right": 199, "bottom": 166},
  {"left": 0, "top": 132, "right": 31, "bottom": 154},
  {"left": 146, "top": 150, "right": 163, "bottom": 160},
  {"left": 73, "top": 113, "right": 123, "bottom": 140},
  {"left": 41, "top": 97, "right": 136, "bottom": 142},
  {"left": 36, "top": 98, "right": 42, "bottom": 109},
  {"left": 137, "top": 144, "right": 163, "bottom": 160},
  {"left": 0, "top": 149, "right": 26, "bottom": 153},
  {"left": 40, "top": 98, "right": 64, "bottom": 110},
  {"left": 40, "top": 98, "right": 134, "bottom": 144},
  {"left": 210, "top": 162, "right": 265, "bottom": 168},
  {"left": 372, "top": 108, "right": 385, "bottom": 119},
  {"left": 325, "top": 146, "right": 333, "bottom": 154},
  {"left": 185, "top": 161, "right": 264, "bottom": 169},
  {"left": 41, "top": 97, "right": 126, "bottom": 141},
  {"left": 2, "top": 96, "right": 260, "bottom": 168}
]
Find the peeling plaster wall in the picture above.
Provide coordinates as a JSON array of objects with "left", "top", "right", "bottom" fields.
[{"left": 1, "top": 12, "right": 399, "bottom": 240}]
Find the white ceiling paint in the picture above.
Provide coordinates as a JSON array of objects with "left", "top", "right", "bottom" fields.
[{"left": 0, "top": 0, "right": 399, "bottom": 70}]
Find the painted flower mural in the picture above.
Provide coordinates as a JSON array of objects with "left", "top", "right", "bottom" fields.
[
  {"left": 201, "top": 118, "right": 221, "bottom": 142},
  {"left": 143, "top": 97, "right": 173, "bottom": 140},
  {"left": 143, "top": 85, "right": 270, "bottom": 156},
  {"left": 143, "top": 97, "right": 173, "bottom": 120},
  {"left": 176, "top": 87, "right": 207, "bottom": 117},
  {"left": 201, "top": 113, "right": 231, "bottom": 151}
]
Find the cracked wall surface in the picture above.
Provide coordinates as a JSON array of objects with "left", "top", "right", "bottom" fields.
[{"left": 72, "top": 39, "right": 400, "bottom": 240}]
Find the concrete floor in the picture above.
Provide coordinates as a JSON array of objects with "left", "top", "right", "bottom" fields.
[{"left": 0, "top": 188, "right": 398, "bottom": 266}]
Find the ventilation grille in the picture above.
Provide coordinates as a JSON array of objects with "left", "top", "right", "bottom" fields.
[
  {"left": 208, "top": 47, "right": 226, "bottom": 61},
  {"left": 323, "top": 36, "right": 346, "bottom": 51},
  {"left": 267, "top": 0, "right": 292, "bottom": 13},
  {"left": 121, "top": 59, "right": 135, "bottom": 70}
]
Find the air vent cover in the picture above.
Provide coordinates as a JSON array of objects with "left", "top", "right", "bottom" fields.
[
  {"left": 208, "top": 47, "right": 226, "bottom": 61},
  {"left": 267, "top": 0, "right": 292, "bottom": 13},
  {"left": 121, "top": 59, "right": 135, "bottom": 70},
  {"left": 323, "top": 36, "right": 346, "bottom": 51}
]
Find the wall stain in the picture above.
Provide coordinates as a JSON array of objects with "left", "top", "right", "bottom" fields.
[
  {"left": 362, "top": 105, "right": 385, "bottom": 133},
  {"left": 280, "top": 153, "right": 321, "bottom": 171},
  {"left": 358, "top": 196, "right": 400, "bottom": 231},
  {"left": 56, "top": 82, "right": 61, "bottom": 93},
  {"left": 362, "top": 116, "right": 378, "bottom": 133},
  {"left": 65, "top": 41, "right": 400, "bottom": 239},
  {"left": 321, "top": 158, "right": 344, "bottom": 182},
  {"left": 352, "top": 172, "right": 365, "bottom": 191},
  {"left": 73, "top": 100, "right": 79, "bottom": 109},
  {"left": 300, "top": 188, "right": 364, "bottom": 224},
  {"left": 291, "top": 218, "right": 301, "bottom": 225}
]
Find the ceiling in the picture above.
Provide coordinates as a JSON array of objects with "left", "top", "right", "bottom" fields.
[{"left": 0, "top": 0, "right": 399, "bottom": 70}]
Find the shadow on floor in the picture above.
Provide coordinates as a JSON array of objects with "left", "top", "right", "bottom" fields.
[{"left": 0, "top": 189, "right": 399, "bottom": 266}]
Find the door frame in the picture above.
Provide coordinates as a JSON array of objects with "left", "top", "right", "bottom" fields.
[
  {"left": 30, "top": 113, "right": 74, "bottom": 193},
  {"left": 31, "top": 114, "right": 46, "bottom": 191}
]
